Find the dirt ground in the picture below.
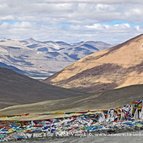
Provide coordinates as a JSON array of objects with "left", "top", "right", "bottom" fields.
[{"left": 4, "top": 131, "right": 143, "bottom": 143}]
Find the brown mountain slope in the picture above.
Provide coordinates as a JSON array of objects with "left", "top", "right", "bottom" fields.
[
  {"left": 1, "top": 84, "right": 143, "bottom": 116},
  {"left": 0, "top": 68, "right": 85, "bottom": 109},
  {"left": 45, "top": 34, "right": 143, "bottom": 93}
]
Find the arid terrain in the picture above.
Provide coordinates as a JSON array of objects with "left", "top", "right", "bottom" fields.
[
  {"left": 0, "top": 1, "right": 143, "bottom": 142},
  {"left": 0, "top": 35, "right": 143, "bottom": 116},
  {"left": 46, "top": 34, "right": 143, "bottom": 93},
  {"left": 0, "top": 67, "right": 84, "bottom": 109},
  {"left": 3, "top": 132, "right": 143, "bottom": 143},
  {"left": 1, "top": 83, "right": 143, "bottom": 116}
]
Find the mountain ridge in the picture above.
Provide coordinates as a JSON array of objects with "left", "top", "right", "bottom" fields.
[
  {"left": 45, "top": 34, "right": 143, "bottom": 93},
  {"left": 0, "top": 67, "right": 86, "bottom": 109},
  {"left": 0, "top": 39, "right": 111, "bottom": 79}
]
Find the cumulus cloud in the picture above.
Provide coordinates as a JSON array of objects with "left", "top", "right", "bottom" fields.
[
  {"left": 0, "top": 0, "right": 143, "bottom": 43},
  {"left": 86, "top": 23, "right": 132, "bottom": 31}
]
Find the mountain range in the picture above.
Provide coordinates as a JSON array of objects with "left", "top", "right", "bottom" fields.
[
  {"left": 0, "top": 34, "right": 143, "bottom": 116},
  {"left": 46, "top": 34, "right": 143, "bottom": 93},
  {"left": 0, "top": 38, "right": 111, "bottom": 79}
]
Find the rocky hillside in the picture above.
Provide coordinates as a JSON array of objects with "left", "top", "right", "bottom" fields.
[{"left": 46, "top": 34, "right": 143, "bottom": 93}]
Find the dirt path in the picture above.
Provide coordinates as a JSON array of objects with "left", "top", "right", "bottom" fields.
[{"left": 4, "top": 131, "right": 143, "bottom": 143}]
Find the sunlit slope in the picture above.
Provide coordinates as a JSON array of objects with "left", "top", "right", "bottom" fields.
[{"left": 46, "top": 34, "right": 143, "bottom": 93}]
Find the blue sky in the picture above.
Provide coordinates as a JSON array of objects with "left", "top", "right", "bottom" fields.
[{"left": 0, "top": 0, "right": 143, "bottom": 44}]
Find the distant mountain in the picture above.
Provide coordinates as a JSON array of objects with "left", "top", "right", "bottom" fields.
[
  {"left": 0, "top": 62, "right": 25, "bottom": 75},
  {"left": 0, "top": 39, "right": 111, "bottom": 79},
  {"left": 46, "top": 34, "right": 143, "bottom": 93},
  {"left": 0, "top": 67, "right": 84, "bottom": 109}
]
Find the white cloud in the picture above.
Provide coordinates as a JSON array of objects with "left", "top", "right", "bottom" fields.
[
  {"left": 0, "top": 0, "right": 143, "bottom": 43},
  {"left": 0, "top": 21, "right": 32, "bottom": 29},
  {"left": 14, "top": 22, "right": 32, "bottom": 28},
  {"left": 86, "top": 23, "right": 109, "bottom": 30},
  {"left": 86, "top": 23, "right": 135, "bottom": 32}
]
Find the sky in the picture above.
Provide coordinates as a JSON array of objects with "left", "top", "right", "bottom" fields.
[{"left": 0, "top": 0, "right": 143, "bottom": 44}]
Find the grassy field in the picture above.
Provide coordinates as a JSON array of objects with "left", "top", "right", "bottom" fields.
[
  {"left": 0, "top": 84, "right": 143, "bottom": 117},
  {"left": 0, "top": 68, "right": 86, "bottom": 109}
]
